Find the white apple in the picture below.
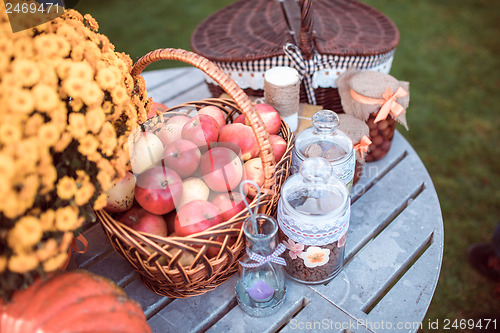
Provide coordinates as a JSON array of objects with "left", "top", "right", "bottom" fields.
[
  {"left": 198, "top": 105, "right": 226, "bottom": 128},
  {"left": 129, "top": 131, "right": 164, "bottom": 174},
  {"left": 178, "top": 177, "right": 211, "bottom": 208},
  {"left": 104, "top": 171, "right": 136, "bottom": 213}
]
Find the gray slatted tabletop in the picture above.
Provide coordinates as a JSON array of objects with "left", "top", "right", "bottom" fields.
[{"left": 69, "top": 67, "right": 443, "bottom": 333}]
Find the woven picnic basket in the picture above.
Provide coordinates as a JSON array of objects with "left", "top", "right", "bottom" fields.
[
  {"left": 190, "top": 0, "right": 400, "bottom": 113},
  {"left": 96, "top": 48, "right": 294, "bottom": 298}
]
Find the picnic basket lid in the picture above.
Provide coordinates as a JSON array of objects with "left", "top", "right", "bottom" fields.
[{"left": 191, "top": 0, "right": 400, "bottom": 62}]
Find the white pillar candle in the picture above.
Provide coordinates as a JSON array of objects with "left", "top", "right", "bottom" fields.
[{"left": 264, "top": 67, "right": 300, "bottom": 132}]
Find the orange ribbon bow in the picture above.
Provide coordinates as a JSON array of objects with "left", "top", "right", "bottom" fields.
[
  {"left": 60, "top": 233, "right": 89, "bottom": 270},
  {"left": 353, "top": 135, "right": 372, "bottom": 156},
  {"left": 350, "top": 86, "right": 408, "bottom": 123}
]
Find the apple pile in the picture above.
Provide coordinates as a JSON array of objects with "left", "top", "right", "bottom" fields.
[{"left": 103, "top": 102, "right": 288, "bottom": 260}]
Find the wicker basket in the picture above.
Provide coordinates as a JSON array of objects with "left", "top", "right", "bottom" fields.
[
  {"left": 190, "top": 0, "right": 399, "bottom": 112},
  {"left": 97, "top": 48, "right": 294, "bottom": 298}
]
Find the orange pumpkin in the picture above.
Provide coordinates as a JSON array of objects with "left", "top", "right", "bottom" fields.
[{"left": 0, "top": 270, "right": 152, "bottom": 333}]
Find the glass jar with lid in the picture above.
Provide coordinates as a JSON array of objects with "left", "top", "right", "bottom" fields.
[
  {"left": 292, "top": 110, "right": 355, "bottom": 190},
  {"left": 277, "top": 157, "right": 350, "bottom": 284}
]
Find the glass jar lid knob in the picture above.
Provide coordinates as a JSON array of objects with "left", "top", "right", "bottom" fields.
[
  {"left": 312, "top": 110, "right": 339, "bottom": 133},
  {"left": 299, "top": 157, "right": 333, "bottom": 184}
]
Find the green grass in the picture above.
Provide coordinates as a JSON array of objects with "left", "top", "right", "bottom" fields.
[{"left": 75, "top": 0, "right": 500, "bottom": 328}]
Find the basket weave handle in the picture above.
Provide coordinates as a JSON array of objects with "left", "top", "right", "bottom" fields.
[
  {"left": 131, "top": 48, "right": 276, "bottom": 191},
  {"left": 299, "top": 0, "right": 314, "bottom": 59},
  {"left": 281, "top": 0, "right": 315, "bottom": 59}
]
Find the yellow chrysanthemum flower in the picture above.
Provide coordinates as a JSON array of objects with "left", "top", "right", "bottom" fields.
[
  {"left": 68, "top": 61, "right": 94, "bottom": 82},
  {"left": 93, "top": 192, "right": 108, "bottom": 211},
  {"left": 0, "top": 35, "right": 14, "bottom": 57},
  {"left": 62, "top": 76, "right": 85, "bottom": 98},
  {"left": 12, "top": 59, "right": 40, "bottom": 87},
  {"left": 34, "top": 34, "right": 60, "bottom": 58},
  {"left": 0, "top": 53, "right": 10, "bottom": 74},
  {"left": 0, "top": 123, "right": 22, "bottom": 145},
  {"left": 18, "top": 174, "right": 39, "bottom": 207},
  {"left": 78, "top": 134, "right": 99, "bottom": 157},
  {"left": 99, "top": 122, "right": 117, "bottom": 156},
  {"left": 111, "top": 86, "right": 128, "bottom": 105},
  {"left": 8, "top": 216, "right": 43, "bottom": 251},
  {"left": 36, "top": 239, "right": 58, "bottom": 262},
  {"left": 8, "top": 253, "right": 39, "bottom": 274},
  {"left": 83, "top": 14, "right": 99, "bottom": 31},
  {"left": 24, "top": 113, "right": 45, "bottom": 136},
  {"left": 74, "top": 182, "right": 95, "bottom": 206},
  {"left": 56, "top": 176, "right": 78, "bottom": 200},
  {"left": 39, "top": 163, "right": 57, "bottom": 195},
  {"left": 55, "top": 206, "right": 81, "bottom": 231},
  {"left": 53, "top": 132, "right": 73, "bottom": 152},
  {"left": 96, "top": 67, "right": 119, "bottom": 90},
  {"left": 39, "top": 209, "right": 56, "bottom": 231},
  {"left": 86, "top": 106, "right": 106, "bottom": 134},
  {"left": 82, "top": 81, "right": 104, "bottom": 106},
  {"left": 43, "top": 252, "right": 68, "bottom": 272},
  {"left": 56, "top": 58, "right": 74, "bottom": 80},
  {"left": 33, "top": 84, "right": 60, "bottom": 112},
  {"left": 69, "top": 97, "right": 84, "bottom": 112},
  {"left": 13, "top": 36, "right": 35, "bottom": 59},
  {"left": 97, "top": 170, "right": 112, "bottom": 192},
  {"left": 8, "top": 88, "right": 35, "bottom": 114},
  {"left": 38, "top": 123, "right": 61, "bottom": 147}
]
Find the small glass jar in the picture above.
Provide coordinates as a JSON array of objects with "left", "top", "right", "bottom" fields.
[
  {"left": 235, "top": 214, "right": 286, "bottom": 317},
  {"left": 292, "top": 110, "right": 355, "bottom": 190},
  {"left": 277, "top": 157, "right": 350, "bottom": 284}
]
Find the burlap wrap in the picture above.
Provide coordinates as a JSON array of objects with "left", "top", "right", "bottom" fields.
[
  {"left": 337, "top": 70, "right": 409, "bottom": 130},
  {"left": 338, "top": 114, "right": 369, "bottom": 163}
]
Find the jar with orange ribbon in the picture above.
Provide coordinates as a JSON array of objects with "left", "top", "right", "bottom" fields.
[
  {"left": 337, "top": 70, "right": 410, "bottom": 162},
  {"left": 338, "top": 114, "right": 372, "bottom": 185}
]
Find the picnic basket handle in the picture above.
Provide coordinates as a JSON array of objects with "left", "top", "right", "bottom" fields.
[
  {"left": 299, "top": 0, "right": 314, "bottom": 59},
  {"left": 283, "top": 0, "right": 315, "bottom": 59},
  {"left": 131, "top": 48, "right": 276, "bottom": 191}
]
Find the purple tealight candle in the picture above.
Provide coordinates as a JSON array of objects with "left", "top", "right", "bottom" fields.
[{"left": 247, "top": 280, "right": 275, "bottom": 302}]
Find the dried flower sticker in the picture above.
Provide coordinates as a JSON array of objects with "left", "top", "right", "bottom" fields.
[
  {"left": 338, "top": 231, "right": 347, "bottom": 248},
  {"left": 283, "top": 238, "right": 304, "bottom": 260},
  {"left": 299, "top": 246, "right": 330, "bottom": 268}
]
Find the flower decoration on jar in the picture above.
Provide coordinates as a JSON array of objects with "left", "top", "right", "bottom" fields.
[
  {"left": 282, "top": 238, "right": 304, "bottom": 260},
  {"left": 0, "top": 4, "right": 150, "bottom": 300},
  {"left": 299, "top": 246, "right": 330, "bottom": 268}
]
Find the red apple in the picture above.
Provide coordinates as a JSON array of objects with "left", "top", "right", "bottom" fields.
[
  {"left": 233, "top": 114, "right": 245, "bottom": 124},
  {"left": 135, "top": 166, "right": 183, "bottom": 215},
  {"left": 181, "top": 114, "right": 220, "bottom": 150},
  {"left": 206, "top": 235, "right": 237, "bottom": 258},
  {"left": 211, "top": 192, "right": 248, "bottom": 221},
  {"left": 174, "top": 200, "right": 223, "bottom": 236},
  {"left": 198, "top": 105, "right": 226, "bottom": 128},
  {"left": 218, "top": 123, "right": 259, "bottom": 161},
  {"left": 104, "top": 171, "right": 136, "bottom": 213},
  {"left": 162, "top": 139, "right": 201, "bottom": 178},
  {"left": 166, "top": 114, "right": 190, "bottom": 127},
  {"left": 269, "top": 134, "right": 287, "bottom": 162},
  {"left": 243, "top": 157, "right": 265, "bottom": 198},
  {"left": 156, "top": 123, "right": 183, "bottom": 147},
  {"left": 119, "top": 207, "right": 168, "bottom": 236},
  {"left": 200, "top": 146, "right": 244, "bottom": 192},
  {"left": 148, "top": 102, "right": 168, "bottom": 119},
  {"left": 246, "top": 103, "right": 281, "bottom": 135}
]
